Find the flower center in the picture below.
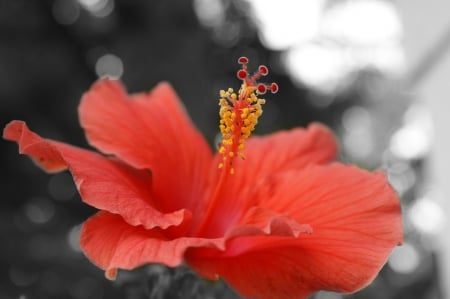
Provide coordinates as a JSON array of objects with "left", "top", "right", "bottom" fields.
[
  {"left": 193, "top": 57, "right": 277, "bottom": 236},
  {"left": 217, "top": 57, "right": 278, "bottom": 174}
]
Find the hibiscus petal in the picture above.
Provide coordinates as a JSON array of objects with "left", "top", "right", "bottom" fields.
[
  {"left": 213, "top": 123, "right": 337, "bottom": 191},
  {"left": 251, "top": 164, "right": 402, "bottom": 245},
  {"left": 189, "top": 164, "right": 402, "bottom": 299},
  {"left": 243, "top": 123, "right": 338, "bottom": 173},
  {"left": 78, "top": 79, "right": 212, "bottom": 215},
  {"left": 80, "top": 211, "right": 225, "bottom": 279},
  {"left": 201, "top": 124, "right": 338, "bottom": 236},
  {"left": 188, "top": 239, "right": 316, "bottom": 299},
  {"left": 3, "top": 120, "right": 189, "bottom": 229}
]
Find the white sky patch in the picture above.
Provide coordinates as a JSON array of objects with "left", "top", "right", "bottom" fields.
[
  {"left": 321, "top": 0, "right": 403, "bottom": 45},
  {"left": 245, "top": 0, "right": 404, "bottom": 94},
  {"left": 246, "top": 0, "right": 325, "bottom": 50}
]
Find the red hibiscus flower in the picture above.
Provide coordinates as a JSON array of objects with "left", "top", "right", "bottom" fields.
[{"left": 4, "top": 58, "right": 402, "bottom": 299}]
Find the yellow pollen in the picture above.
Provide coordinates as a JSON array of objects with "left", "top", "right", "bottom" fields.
[
  {"left": 218, "top": 85, "right": 265, "bottom": 170},
  {"left": 216, "top": 57, "right": 278, "bottom": 173}
]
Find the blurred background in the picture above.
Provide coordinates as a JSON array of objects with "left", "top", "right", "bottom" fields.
[{"left": 1, "top": 0, "right": 449, "bottom": 298}]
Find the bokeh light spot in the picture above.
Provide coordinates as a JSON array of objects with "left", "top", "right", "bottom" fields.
[
  {"left": 52, "top": 0, "right": 81, "bottom": 25},
  {"left": 193, "top": 0, "right": 225, "bottom": 28},
  {"left": 409, "top": 195, "right": 445, "bottom": 235},
  {"left": 67, "top": 224, "right": 82, "bottom": 252},
  {"left": 342, "top": 106, "right": 371, "bottom": 132},
  {"left": 390, "top": 104, "right": 433, "bottom": 159},
  {"left": 194, "top": 0, "right": 241, "bottom": 46},
  {"left": 388, "top": 242, "right": 420, "bottom": 274},
  {"left": 24, "top": 197, "right": 55, "bottom": 224},
  {"left": 78, "top": 0, "right": 114, "bottom": 17},
  {"left": 95, "top": 53, "right": 124, "bottom": 79}
]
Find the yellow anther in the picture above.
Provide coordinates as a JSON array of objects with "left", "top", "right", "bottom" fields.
[
  {"left": 216, "top": 57, "right": 277, "bottom": 173},
  {"left": 217, "top": 86, "right": 264, "bottom": 172}
]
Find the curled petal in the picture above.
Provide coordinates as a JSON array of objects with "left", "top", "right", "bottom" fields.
[
  {"left": 227, "top": 207, "right": 312, "bottom": 238},
  {"left": 81, "top": 211, "right": 225, "bottom": 279},
  {"left": 3, "top": 120, "right": 189, "bottom": 229},
  {"left": 4, "top": 120, "right": 66, "bottom": 172},
  {"left": 79, "top": 79, "right": 212, "bottom": 216}
]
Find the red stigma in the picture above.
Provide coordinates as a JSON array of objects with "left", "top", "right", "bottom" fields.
[
  {"left": 258, "top": 65, "right": 268, "bottom": 76},
  {"left": 237, "top": 69, "right": 248, "bottom": 80},
  {"left": 257, "top": 84, "right": 267, "bottom": 94},
  {"left": 238, "top": 56, "right": 249, "bottom": 64},
  {"left": 269, "top": 82, "right": 279, "bottom": 93},
  {"left": 236, "top": 57, "right": 278, "bottom": 94}
]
